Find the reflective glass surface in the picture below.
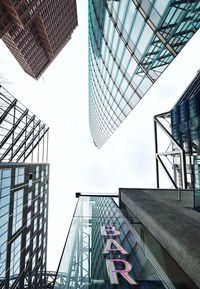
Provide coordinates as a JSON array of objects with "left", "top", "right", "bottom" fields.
[
  {"left": 170, "top": 90, "right": 200, "bottom": 190},
  {"left": 12, "top": 189, "right": 24, "bottom": 234},
  {"left": 0, "top": 169, "right": 11, "bottom": 280},
  {"left": 54, "top": 196, "right": 197, "bottom": 289},
  {"left": 88, "top": 0, "right": 200, "bottom": 148},
  {"left": 0, "top": 163, "right": 49, "bottom": 288}
]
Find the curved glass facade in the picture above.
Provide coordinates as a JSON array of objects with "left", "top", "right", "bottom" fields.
[{"left": 88, "top": 0, "right": 200, "bottom": 148}]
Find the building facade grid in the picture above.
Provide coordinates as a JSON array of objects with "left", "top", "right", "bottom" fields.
[
  {"left": 89, "top": 0, "right": 200, "bottom": 148},
  {"left": 0, "top": 163, "right": 49, "bottom": 289},
  {"left": 0, "top": 0, "right": 78, "bottom": 79}
]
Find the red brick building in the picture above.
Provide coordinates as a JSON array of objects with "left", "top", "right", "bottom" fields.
[{"left": 0, "top": 0, "right": 78, "bottom": 79}]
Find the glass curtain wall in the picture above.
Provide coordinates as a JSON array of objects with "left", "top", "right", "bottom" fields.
[
  {"left": 170, "top": 78, "right": 200, "bottom": 208},
  {"left": 88, "top": 0, "right": 200, "bottom": 148},
  {"left": 53, "top": 196, "right": 197, "bottom": 289},
  {"left": 0, "top": 163, "right": 49, "bottom": 288}
]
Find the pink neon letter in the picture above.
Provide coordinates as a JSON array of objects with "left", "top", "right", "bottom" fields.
[
  {"left": 100, "top": 225, "right": 120, "bottom": 237},
  {"left": 106, "top": 259, "right": 137, "bottom": 285},
  {"left": 103, "top": 239, "right": 128, "bottom": 254}
]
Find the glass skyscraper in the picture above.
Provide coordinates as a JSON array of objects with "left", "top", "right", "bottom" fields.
[
  {"left": 88, "top": 0, "right": 200, "bottom": 148},
  {"left": 53, "top": 194, "right": 197, "bottom": 289},
  {"left": 0, "top": 163, "right": 49, "bottom": 288},
  {"left": 0, "top": 86, "right": 50, "bottom": 288}
]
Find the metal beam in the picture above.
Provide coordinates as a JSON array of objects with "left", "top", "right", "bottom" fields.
[
  {"left": 154, "top": 118, "right": 159, "bottom": 188},
  {"left": 9, "top": 120, "right": 41, "bottom": 161},
  {"left": 0, "top": 115, "right": 35, "bottom": 162},
  {"left": 156, "top": 155, "right": 178, "bottom": 189},
  {"left": 0, "top": 98, "right": 17, "bottom": 125},
  {"left": 131, "top": 0, "right": 177, "bottom": 57},
  {"left": 16, "top": 123, "right": 45, "bottom": 162},
  {"left": 20, "top": 127, "right": 49, "bottom": 162},
  {"left": 170, "top": 0, "right": 199, "bottom": 8},
  {"left": 0, "top": 108, "right": 28, "bottom": 148},
  {"left": 104, "top": 2, "right": 156, "bottom": 83},
  {"left": 156, "top": 150, "right": 182, "bottom": 156},
  {"left": 154, "top": 115, "right": 182, "bottom": 149},
  {"left": 154, "top": 113, "right": 188, "bottom": 189}
]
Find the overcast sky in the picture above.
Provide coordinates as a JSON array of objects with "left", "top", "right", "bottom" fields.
[{"left": 1, "top": 0, "right": 200, "bottom": 272}]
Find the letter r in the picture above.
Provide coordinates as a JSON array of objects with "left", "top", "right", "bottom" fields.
[{"left": 106, "top": 259, "right": 137, "bottom": 285}]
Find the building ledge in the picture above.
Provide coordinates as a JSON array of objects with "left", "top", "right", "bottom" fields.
[{"left": 120, "top": 188, "right": 200, "bottom": 288}]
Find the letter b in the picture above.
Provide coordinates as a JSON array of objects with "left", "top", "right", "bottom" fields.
[{"left": 100, "top": 225, "right": 120, "bottom": 237}]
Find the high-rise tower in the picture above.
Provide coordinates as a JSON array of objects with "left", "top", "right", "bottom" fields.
[
  {"left": 0, "top": 163, "right": 49, "bottom": 288},
  {"left": 0, "top": 86, "right": 49, "bottom": 288},
  {"left": 88, "top": 0, "right": 200, "bottom": 148},
  {"left": 0, "top": 0, "right": 78, "bottom": 79}
]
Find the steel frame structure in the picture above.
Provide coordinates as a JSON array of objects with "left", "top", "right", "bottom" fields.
[
  {"left": 154, "top": 70, "right": 200, "bottom": 193},
  {"left": 66, "top": 221, "right": 90, "bottom": 288},
  {"left": 0, "top": 271, "right": 58, "bottom": 289},
  {"left": 154, "top": 112, "right": 187, "bottom": 189},
  {"left": 0, "top": 85, "right": 49, "bottom": 163},
  {"left": 53, "top": 203, "right": 91, "bottom": 289}
]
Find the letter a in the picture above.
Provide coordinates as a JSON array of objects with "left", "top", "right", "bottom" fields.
[
  {"left": 100, "top": 225, "right": 120, "bottom": 237},
  {"left": 106, "top": 259, "right": 137, "bottom": 285},
  {"left": 103, "top": 239, "right": 128, "bottom": 254}
]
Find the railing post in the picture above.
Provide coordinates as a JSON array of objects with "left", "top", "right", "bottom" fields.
[{"left": 178, "top": 188, "right": 181, "bottom": 201}]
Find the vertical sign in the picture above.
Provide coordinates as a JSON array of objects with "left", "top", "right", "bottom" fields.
[{"left": 101, "top": 225, "right": 137, "bottom": 286}]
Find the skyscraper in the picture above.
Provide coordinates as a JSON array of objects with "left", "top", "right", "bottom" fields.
[
  {"left": 0, "top": 163, "right": 49, "bottom": 288},
  {"left": 0, "top": 86, "right": 50, "bottom": 288},
  {"left": 52, "top": 194, "right": 199, "bottom": 289},
  {"left": 0, "top": 0, "right": 78, "bottom": 79},
  {"left": 88, "top": 0, "right": 200, "bottom": 148}
]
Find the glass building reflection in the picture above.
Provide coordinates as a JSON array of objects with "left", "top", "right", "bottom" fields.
[
  {"left": 0, "top": 163, "right": 49, "bottom": 288},
  {"left": 53, "top": 196, "right": 197, "bottom": 289},
  {"left": 88, "top": 0, "right": 200, "bottom": 148}
]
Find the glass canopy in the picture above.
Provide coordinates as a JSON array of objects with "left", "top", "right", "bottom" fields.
[{"left": 53, "top": 196, "right": 197, "bottom": 289}]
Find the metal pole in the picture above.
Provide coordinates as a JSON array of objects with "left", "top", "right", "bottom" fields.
[
  {"left": 31, "top": 119, "right": 34, "bottom": 162},
  {"left": 154, "top": 117, "right": 159, "bottom": 188},
  {"left": 178, "top": 188, "right": 181, "bottom": 201},
  {"left": 180, "top": 150, "right": 187, "bottom": 189},
  {"left": 42, "top": 132, "right": 45, "bottom": 162},
  {"left": 46, "top": 130, "right": 49, "bottom": 163},
  {"left": 11, "top": 104, "right": 16, "bottom": 161},
  {"left": 24, "top": 114, "right": 27, "bottom": 162},
  {"left": 37, "top": 123, "right": 40, "bottom": 162}
]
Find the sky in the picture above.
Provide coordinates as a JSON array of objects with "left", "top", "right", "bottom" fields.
[{"left": 1, "top": 0, "right": 200, "bottom": 272}]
